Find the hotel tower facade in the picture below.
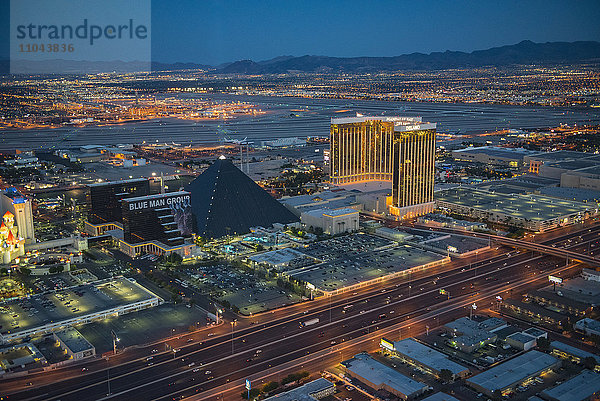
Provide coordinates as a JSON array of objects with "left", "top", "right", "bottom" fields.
[{"left": 330, "top": 116, "right": 436, "bottom": 219}]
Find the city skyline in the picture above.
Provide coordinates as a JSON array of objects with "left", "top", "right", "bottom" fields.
[{"left": 2, "top": 2, "right": 600, "bottom": 401}]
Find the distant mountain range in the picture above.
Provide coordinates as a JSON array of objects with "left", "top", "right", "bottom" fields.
[
  {"left": 3, "top": 40, "right": 600, "bottom": 75},
  {"left": 155, "top": 40, "right": 600, "bottom": 73}
]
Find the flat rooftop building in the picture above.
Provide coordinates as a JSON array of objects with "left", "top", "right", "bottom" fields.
[
  {"left": 380, "top": 338, "right": 469, "bottom": 379},
  {"left": 452, "top": 146, "right": 541, "bottom": 167},
  {"left": 541, "top": 370, "right": 600, "bottom": 401},
  {"left": 421, "top": 393, "right": 461, "bottom": 401},
  {"left": 248, "top": 248, "right": 312, "bottom": 270},
  {"left": 467, "top": 350, "right": 560, "bottom": 396},
  {"left": 436, "top": 187, "right": 597, "bottom": 232},
  {"left": 300, "top": 208, "right": 359, "bottom": 235},
  {"left": 342, "top": 353, "right": 428, "bottom": 400},
  {"left": 550, "top": 341, "right": 600, "bottom": 366},
  {"left": 0, "top": 277, "right": 161, "bottom": 344},
  {"left": 444, "top": 317, "right": 506, "bottom": 353},
  {"left": 263, "top": 378, "right": 335, "bottom": 401},
  {"left": 53, "top": 327, "right": 95, "bottom": 360}
]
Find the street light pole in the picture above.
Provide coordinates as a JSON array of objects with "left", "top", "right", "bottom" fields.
[
  {"left": 231, "top": 320, "right": 236, "bottom": 355},
  {"left": 106, "top": 357, "right": 111, "bottom": 396},
  {"left": 111, "top": 330, "right": 119, "bottom": 356}
]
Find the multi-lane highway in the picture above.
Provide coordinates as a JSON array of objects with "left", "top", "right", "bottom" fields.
[{"left": 3, "top": 222, "right": 599, "bottom": 401}]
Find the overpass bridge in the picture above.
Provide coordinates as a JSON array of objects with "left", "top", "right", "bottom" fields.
[
  {"left": 418, "top": 225, "right": 600, "bottom": 268},
  {"left": 491, "top": 235, "right": 600, "bottom": 268}
]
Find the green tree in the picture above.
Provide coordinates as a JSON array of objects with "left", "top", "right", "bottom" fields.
[
  {"left": 0, "top": 268, "right": 7, "bottom": 276},
  {"left": 491, "top": 389, "right": 503, "bottom": 401},
  {"left": 537, "top": 337, "right": 551, "bottom": 352},
  {"left": 561, "top": 318, "right": 574, "bottom": 333},
  {"left": 261, "top": 381, "right": 279, "bottom": 394},
  {"left": 20, "top": 267, "right": 31, "bottom": 275},
  {"left": 583, "top": 356, "right": 597, "bottom": 370},
  {"left": 439, "top": 369, "right": 453, "bottom": 383},
  {"left": 241, "top": 388, "right": 260, "bottom": 399}
]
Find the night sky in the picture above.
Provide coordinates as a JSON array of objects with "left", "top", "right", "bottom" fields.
[{"left": 1, "top": 0, "right": 599, "bottom": 65}]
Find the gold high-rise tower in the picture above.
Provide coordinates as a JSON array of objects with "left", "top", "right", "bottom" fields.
[{"left": 330, "top": 116, "right": 436, "bottom": 218}]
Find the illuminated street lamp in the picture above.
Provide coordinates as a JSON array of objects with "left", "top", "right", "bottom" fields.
[
  {"left": 111, "top": 330, "right": 120, "bottom": 355},
  {"left": 231, "top": 320, "right": 237, "bottom": 355},
  {"left": 216, "top": 307, "right": 223, "bottom": 325}
]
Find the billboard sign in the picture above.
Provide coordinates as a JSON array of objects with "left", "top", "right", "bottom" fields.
[
  {"left": 549, "top": 275, "right": 563, "bottom": 284},
  {"left": 380, "top": 338, "right": 395, "bottom": 351}
]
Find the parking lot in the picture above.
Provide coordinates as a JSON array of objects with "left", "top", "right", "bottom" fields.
[
  {"left": 77, "top": 304, "right": 209, "bottom": 353},
  {"left": 183, "top": 263, "right": 301, "bottom": 315},
  {"left": 292, "top": 243, "right": 447, "bottom": 294},
  {"left": 300, "top": 233, "right": 394, "bottom": 263}
]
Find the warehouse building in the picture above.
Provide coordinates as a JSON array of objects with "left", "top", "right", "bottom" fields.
[
  {"left": 380, "top": 338, "right": 470, "bottom": 380},
  {"left": 550, "top": 341, "right": 600, "bottom": 370},
  {"left": 436, "top": 187, "right": 596, "bottom": 232},
  {"left": 53, "top": 327, "right": 95, "bottom": 360},
  {"left": 541, "top": 370, "right": 600, "bottom": 401},
  {"left": 342, "top": 353, "right": 428, "bottom": 400},
  {"left": 263, "top": 378, "right": 335, "bottom": 401},
  {"left": 466, "top": 350, "right": 560, "bottom": 397}
]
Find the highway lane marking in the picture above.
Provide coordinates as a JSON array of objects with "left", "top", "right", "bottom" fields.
[
  {"left": 181, "top": 262, "right": 581, "bottom": 401},
  {"left": 15, "top": 249, "right": 527, "bottom": 400},
  {"left": 22, "top": 251, "right": 571, "bottom": 401},
  {"left": 11, "top": 226, "right": 597, "bottom": 400},
  {"left": 98, "top": 258, "right": 574, "bottom": 401}
]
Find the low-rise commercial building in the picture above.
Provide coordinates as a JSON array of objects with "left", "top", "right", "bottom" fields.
[
  {"left": 420, "top": 393, "right": 461, "bottom": 401},
  {"left": 248, "top": 248, "right": 313, "bottom": 270},
  {"left": 466, "top": 350, "right": 560, "bottom": 397},
  {"left": 380, "top": 338, "right": 470, "bottom": 379},
  {"left": 263, "top": 378, "right": 335, "bottom": 401},
  {"left": 341, "top": 353, "right": 428, "bottom": 400},
  {"left": 541, "top": 370, "right": 600, "bottom": 401},
  {"left": 444, "top": 317, "right": 506, "bottom": 353},
  {"left": 436, "top": 187, "right": 597, "bottom": 232},
  {"left": 452, "top": 146, "right": 540, "bottom": 168},
  {"left": 550, "top": 341, "right": 600, "bottom": 370},
  {"left": 300, "top": 208, "right": 359, "bottom": 235},
  {"left": 53, "top": 327, "right": 95, "bottom": 360},
  {"left": 505, "top": 332, "right": 537, "bottom": 351},
  {"left": 527, "top": 289, "right": 592, "bottom": 318},
  {"left": 502, "top": 298, "right": 565, "bottom": 326},
  {"left": 416, "top": 213, "right": 487, "bottom": 231},
  {"left": 575, "top": 318, "right": 600, "bottom": 337},
  {"left": 582, "top": 268, "right": 600, "bottom": 282}
]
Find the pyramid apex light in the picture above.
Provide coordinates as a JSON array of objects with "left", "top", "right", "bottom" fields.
[{"left": 218, "top": 155, "right": 226, "bottom": 160}]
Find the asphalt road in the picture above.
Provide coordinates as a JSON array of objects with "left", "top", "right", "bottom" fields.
[{"left": 3, "top": 222, "right": 599, "bottom": 401}]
